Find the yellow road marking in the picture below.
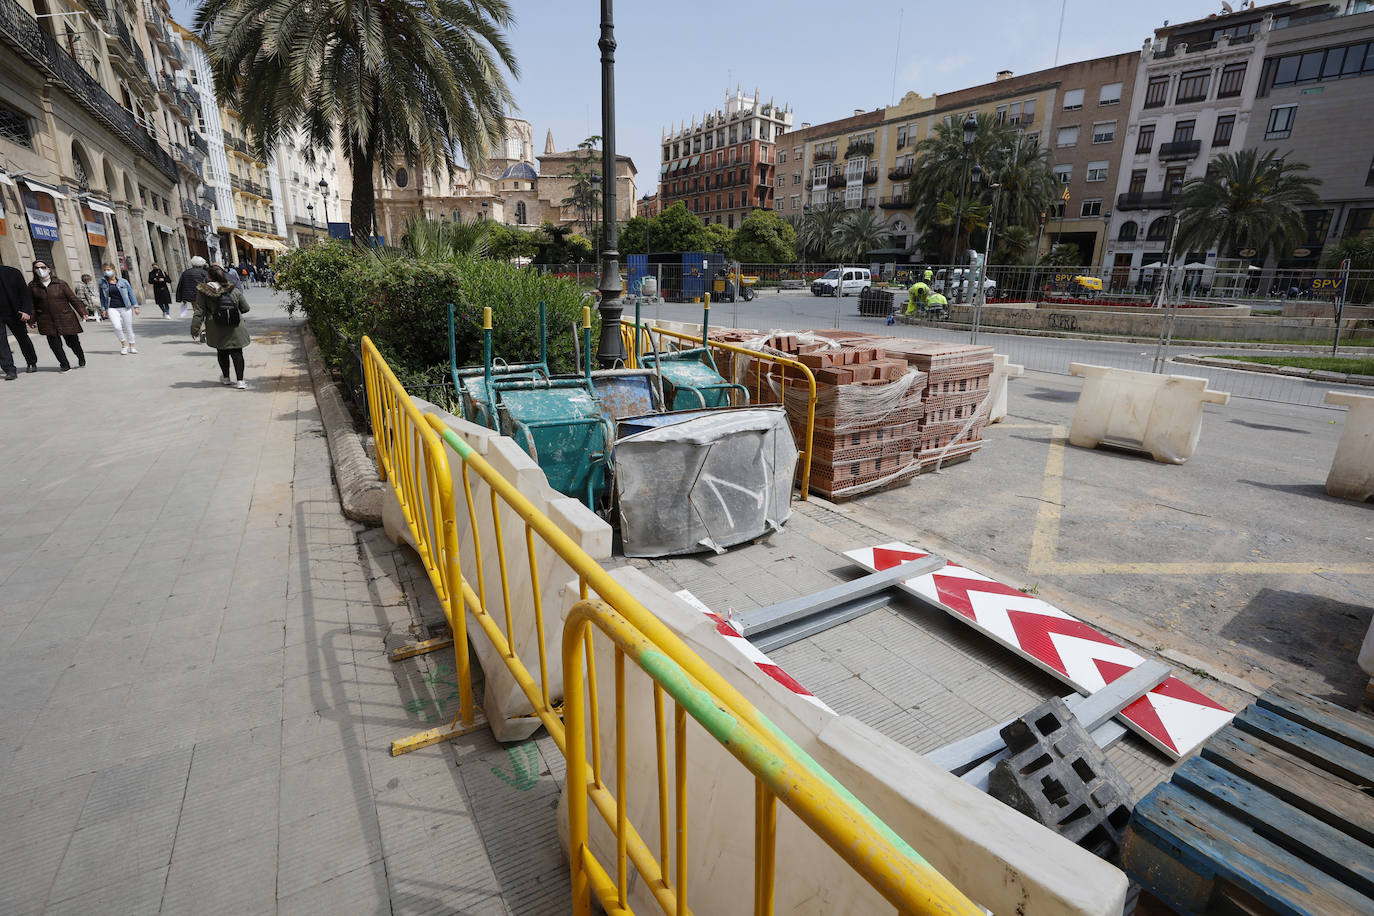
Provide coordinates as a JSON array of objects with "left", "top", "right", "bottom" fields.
[{"left": 995, "top": 423, "right": 1374, "bottom": 577}]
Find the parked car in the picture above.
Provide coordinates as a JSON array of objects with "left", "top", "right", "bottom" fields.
[
  {"left": 811, "top": 267, "right": 871, "bottom": 297},
  {"left": 935, "top": 268, "right": 997, "bottom": 300}
]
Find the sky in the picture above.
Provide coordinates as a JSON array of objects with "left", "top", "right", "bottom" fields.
[{"left": 168, "top": 0, "right": 1235, "bottom": 195}]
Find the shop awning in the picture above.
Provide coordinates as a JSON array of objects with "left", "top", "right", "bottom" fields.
[
  {"left": 19, "top": 177, "right": 66, "bottom": 199},
  {"left": 233, "top": 232, "right": 256, "bottom": 250},
  {"left": 0, "top": 171, "right": 15, "bottom": 187},
  {"left": 249, "top": 235, "right": 288, "bottom": 252},
  {"left": 84, "top": 198, "right": 116, "bottom": 216},
  {"left": 688, "top": 155, "right": 700, "bottom": 167}
]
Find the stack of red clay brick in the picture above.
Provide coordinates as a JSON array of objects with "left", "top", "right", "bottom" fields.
[
  {"left": 883, "top": 340, "right": 995, "bottom": 471},
  {"left": 749, "top": 332, "right": 928, "bottom": 499}
]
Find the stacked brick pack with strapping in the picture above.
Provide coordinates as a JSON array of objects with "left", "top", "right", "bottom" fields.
[
  {"left": 715, "top": 331, "right": 925, "bottom": 499},
  {"left": 884, "top": 340, "right": 996, "bottom": 471}
]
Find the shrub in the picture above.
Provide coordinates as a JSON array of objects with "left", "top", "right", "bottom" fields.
[{"left": 274, "top": 243, "right": 590, "bottom": 391}]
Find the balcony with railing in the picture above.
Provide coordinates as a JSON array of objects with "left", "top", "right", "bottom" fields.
[
  {"left": 142, "top": 2, "right": 163, "bottom": 38},
  {"left": 1158, "top": 139, "right": 1201, "bottom": 160},
  {"left": 189, "top": 131, "right": 208, "bottom": 155},
  {"left": 180, "top": 199, "right": 211, "bottom": 223},
  {"left": 224, "top": 133, "right": 249, "bottom": 155},
  {"left": 862, "top": 168, "right": 878, "bottom": 184},
  {"left": 826, "top": 173, "right": 846, "bottom": 188},
  {"left": 1, "top": 0, "right": 176, "bottom": 180},
  {"left": 1116, "top": 190, "right": 1179, "bottom": 211},
  {"left": 812, "top": 148, "right": 836, "bottom": 162},
  {"left": 158, "top": 72, "right": 176, "bottom": 102},
  {"left": 175, "top": 144, "right": 203, "bottom": 177},
  {"left": 888, "top": 165, "right": 913, "bottom": 181},
  {"left": 165, "top": 33, "right": 182, "bottom": 69},
  {"left": 845, "top": 139, "right": 874, "bottom": 158},
  {"left": 879, "top": 195, "right": 911, "bottom": 209},
  {"left": 200, "top": 185, "right": 217, "bottom": 206}
]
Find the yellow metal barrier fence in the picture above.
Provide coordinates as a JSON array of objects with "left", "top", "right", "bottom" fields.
[
  {"left": 361, "top": 337, "right": 979, "bottom": 916},
  {"left": 620, "top": 320, "right": 817, "bottom": 499}
]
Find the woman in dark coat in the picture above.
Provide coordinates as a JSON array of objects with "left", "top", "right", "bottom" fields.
[
  {"left": 191, "top": 264, "right": 251, "bottom": 388},
  {"left": 148, "top": 264, "right": 173, "bottom": 317},
  {"left": 28, "top": 260, "right": 85, "bottom": 371}
]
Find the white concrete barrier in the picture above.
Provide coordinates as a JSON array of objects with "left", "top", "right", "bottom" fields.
[
  {"left": 1068, "top": 363, "right": 1229, "bottom": 464},
  {"left": 989, "top": 353, "right": 1024, "bottom": 424},
  {"left": 383, "top": 399, "right": 613, "bottom": 741},
  {"left": 558, "top": 567, "right": 1128, "bottom": 916},
  {"left": 1323, "top": 390, "right": 1374, "bottom": 504}
]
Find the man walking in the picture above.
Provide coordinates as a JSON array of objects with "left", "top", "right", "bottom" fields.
[
  {"left": 0, "top": 263, "right": 39, "bottom": 378},
  {"left": 176, "top": 255, "right": 209, "bottom": 318}
]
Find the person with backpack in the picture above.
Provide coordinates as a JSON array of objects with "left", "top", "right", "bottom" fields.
[{"left": 191, "top": 264, "right": 251, "bottom": 388}]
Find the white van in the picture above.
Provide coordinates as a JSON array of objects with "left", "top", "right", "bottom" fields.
[
  {"left": 811, "top": 267, "right": 871, "bottom": 297},
  {"left": 934, "top": 268, "right": 997, "bottom": 300}
]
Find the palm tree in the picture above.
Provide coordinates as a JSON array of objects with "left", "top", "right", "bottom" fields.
[
  {"left": 996, "top": 225, "right": 1036, "bottom": 265},
  {"left": 197, "top": 0, "right": 518, "bottom": 242},
  {"left": 395, "top": 215, "right": 491, "bottom": 261},
  {"left": 934, "top": 192, "right": 990, "bottom": 257},
  {"left": 1171, "top": 149, "right": 1322, "bottom": 262},
  {"left": 796, "top": 205, "right": 844, "bottom": 260},
  {"left": 835, "top": 208, "right": 890, "bottom": 261},
  {"left": 909, "top": 114, "right": 1056, "bottom": 258}
]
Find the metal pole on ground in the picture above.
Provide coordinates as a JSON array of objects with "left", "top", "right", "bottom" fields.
[{"left": 1333, "top": 257, "right": 1351, "bottom": 357}]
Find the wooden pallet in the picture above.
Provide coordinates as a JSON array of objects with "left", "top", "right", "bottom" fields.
[{"left": 1123, "top": 685, "right": 1374, "bottom": 915}]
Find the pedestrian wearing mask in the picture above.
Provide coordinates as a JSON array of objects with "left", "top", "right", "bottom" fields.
[
  {"left": 191, "top": 264, "right": 251, "bottom": 389},
  {"left": 1, "top": 263, "right": 39, "bottom": 377},
  {"left": 148, "top": 264, "right": 172, "bottom": 318},
  {"left": 27, "top": 260, "right": 86, "bottom": 371},
  {"left": 98, "top": 262, "right": 140, "bottom": 354}
]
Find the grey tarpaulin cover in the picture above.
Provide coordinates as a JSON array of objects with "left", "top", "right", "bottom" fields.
[{"left": 616, "top": 407, "right": 797, "bottom": 557}]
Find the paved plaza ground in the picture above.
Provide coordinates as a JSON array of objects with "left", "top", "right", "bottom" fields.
[{"left": 1, "top": 287, "right": 1368, "bottom": 913}]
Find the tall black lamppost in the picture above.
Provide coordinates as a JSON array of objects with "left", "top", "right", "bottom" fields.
[
  {"left": 317, "top": 179, "right": 330, "bottom": 235},
  {"left": 949, "top": 114, "right": 979, "bottom": 268},
  {"left": 595, "top": 0, "right": 625, "bottom": 367},
  {"left": 306, "top": 203, "right": 315, "bottom": 245}
]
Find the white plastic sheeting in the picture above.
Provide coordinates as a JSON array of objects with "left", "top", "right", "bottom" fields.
[{"left": 616, "top": 407, "right": 797, "bottom": 557}]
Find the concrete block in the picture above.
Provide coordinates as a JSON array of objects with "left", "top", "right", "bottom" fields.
[
  {"left": 1323, "top": 391, "right": 1374, "bottom": 505},
  {"left": 987, "top": 697, "right": 1134, "bottom": 859},
  {"left": 1068, "top": 363, "right": 1229, "bottom": 464},
  {"left": 988, "top": 353, "right": 1024, "bottom": 424},
  {"left": 558, "top": 566, "right": 1127, "bottom": 916}
]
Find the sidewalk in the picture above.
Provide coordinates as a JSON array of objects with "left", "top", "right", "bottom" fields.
[{"left": 0, "top": 290, "right": 562, "bottom": 914}]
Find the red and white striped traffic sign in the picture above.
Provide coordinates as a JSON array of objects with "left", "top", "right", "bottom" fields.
[
  {"left": 845, "top": 543, "right": 1233, "bottom": 759},
  {"left": 674, "top": 590, "right": 833, "bottom": 714}
]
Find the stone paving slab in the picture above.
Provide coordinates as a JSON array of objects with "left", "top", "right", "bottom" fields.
[{"left": 0, "top": 290, "right": 561, "bottom": 913}]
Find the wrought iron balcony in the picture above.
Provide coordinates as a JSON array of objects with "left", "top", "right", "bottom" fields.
[
  {"left": 1158, "top": 139, "right": 1201, "bottom": 160},
  {"left": 812, "top": 148, "right": 836, "bottom": 162},
  {"left": 158, "top": 72, "right": 176, "bottom": 102},
  {"left": 888, "top": 165, "right": 913, "bottom": 181},
  {"left": 189, "top": 131, "right": 209, "bottom": 155},
  {"left": 180, "top": 199, "right": 211, "bottom": 223},
  {"left": 175, "top": 144, "right": 203, "bottom": 177},
  {"left": 1116, "top": 190, "right": 1179, "bottom": 211},
  {"left": 200, "top": 185, "right": 217, "bottom": 205},
  {"left": 862, "top": 168, "right": 878, "bottom": 184},
  {"left": 845, "top": 140, "right": 874, "bottom": 158},
  {"left": 826, "top": 173, "right": 847, "bottom": 188},
  {"left": 878, "top": 196, "right": 911, "bottom": 209},
  {"left": 0, "top": 0, "right": 176, "bottom": 180},
  {"left": 165, "top": 35, "right": 182, "bottom": 69}
]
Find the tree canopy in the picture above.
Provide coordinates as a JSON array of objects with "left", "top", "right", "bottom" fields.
[
  {"left": 197, "top": 0, "right": 518, "bottom": 241},
  {"left": 1171, "top": 149, "right": 1321, "bottom": 261},
  {"left": 731, "top": 209, "right": 797, "bottom": 263}
]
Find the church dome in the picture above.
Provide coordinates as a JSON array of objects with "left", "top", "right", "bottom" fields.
[{"left": 500, "top": 162, "right": 538, "bottom": 181}]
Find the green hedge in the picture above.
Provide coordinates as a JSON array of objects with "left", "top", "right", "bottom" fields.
[{"left": 274, "top": 242, "right": 591, "bottom": 389}]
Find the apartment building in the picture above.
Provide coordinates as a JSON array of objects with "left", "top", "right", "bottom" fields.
[
  {"left": 1249, "top": 1, "right": 1374, "bottom": 267},
  {"left": 0, "top": 0, "right": 208, "bottom": 294},
  {"left": 771, "top": 52, "right": 1134, "bottom": 264},
  {"left": 659, "top": 88, "right": 792, "bottom": 229},
  {"left": 1101, "top": 1, "right": 1346, "bottom": 284}
]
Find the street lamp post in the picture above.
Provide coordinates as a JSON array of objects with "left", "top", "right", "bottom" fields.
[
  {"left": 1151, "top": 177, "right": 1186, "bottom": 372},
  {"left": 317, "top": 179, "right": 330, "bottom": 237},
  {"left": 949, "top": 114, "right": 978, "bottom": 278},
  {"left": 594, "top": 0, "right": 625, "bottom": 368},
  {"left": 306, "top": 203, "right": 315, "bottom": 245}
]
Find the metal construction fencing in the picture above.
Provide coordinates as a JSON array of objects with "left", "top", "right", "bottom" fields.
[{"left": 360, "top": 337, "right": 982, "bottom": 916}]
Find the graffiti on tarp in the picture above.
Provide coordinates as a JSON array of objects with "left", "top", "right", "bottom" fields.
[{"left": 1048, "top": 313, "right": 1079, "bottom": 331}]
